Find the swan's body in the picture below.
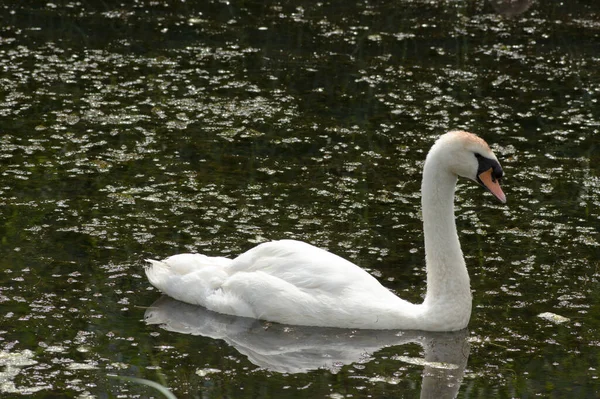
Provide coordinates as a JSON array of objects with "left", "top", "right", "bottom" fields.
[{"left": 146, "top": 131, "right": 505, "bottom": 331}]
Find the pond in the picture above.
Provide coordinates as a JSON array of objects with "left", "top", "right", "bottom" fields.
[{"left": 1, "top": 0, "right": 599, "bottom": 397}]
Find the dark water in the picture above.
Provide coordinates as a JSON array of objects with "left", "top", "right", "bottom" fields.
[{"left": 1, "top": 0, "right": 599, "bottom": 397}]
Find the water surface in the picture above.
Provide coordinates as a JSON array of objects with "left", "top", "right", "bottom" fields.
[{"left": 1, "top": 0, "right": 599, "bottom": 397}]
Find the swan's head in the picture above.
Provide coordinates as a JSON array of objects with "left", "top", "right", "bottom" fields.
[{"left": 431, "top": 130, "right": 506, "bottom": 203}]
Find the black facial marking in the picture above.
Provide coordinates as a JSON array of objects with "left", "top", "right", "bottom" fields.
[{"left": 475, "top": 153, "right": 503, "bottom": 185}]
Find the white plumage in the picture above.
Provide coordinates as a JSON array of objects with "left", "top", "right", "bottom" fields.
[{"left": 146, "top": 130, "right": 506, "bottom": 331}]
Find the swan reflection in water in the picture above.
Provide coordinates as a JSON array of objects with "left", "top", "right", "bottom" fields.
[
  {"left": 145, "top": 296, "right": 470, "bottom": 398},
  {"left": 489, "top": 0, "right": 535, "bottom": 17}
]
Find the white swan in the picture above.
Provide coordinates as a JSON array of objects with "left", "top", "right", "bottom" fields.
[{"left": 145, "top": 131, "right": 506, "bottom": 331}]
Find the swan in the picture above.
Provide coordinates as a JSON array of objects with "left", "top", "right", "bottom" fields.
[{"left": 145, "top": 130, "right": 506, "bottom": 331}]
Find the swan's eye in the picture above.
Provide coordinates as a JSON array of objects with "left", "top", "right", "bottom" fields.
[
  {"left": 475, "top": 153, "right": 503, "bottom": 183},
  {"left": 493, "top": 170, "right": 503, "bottom": 182}
]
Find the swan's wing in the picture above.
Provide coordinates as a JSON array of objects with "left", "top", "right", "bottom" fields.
[
  {"left": 145, "top": 253, "right": 234, "bottom": 307},
  {"left": 150, "top": 253, "right": 231, "bottom": 275},
  {"left": 147, "top": 240, "right": 382, "bottom": 295},
  {"left": 212, "top": 240, "right": 409, "bottom": 326},
  {"left": 229, "top": 240, "right": 383, "bottom": 290},
  {"left": 147, "top": 239, "right": 408, "bottom": 327}
]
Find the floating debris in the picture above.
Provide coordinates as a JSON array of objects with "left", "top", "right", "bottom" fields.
[
  {"left": 0, "top": 350, "right": 38, "bottom": 368},
  {"left": 66, "top": 361, "right": 99, "bottom": 370},
  {"left": 196, "top": 368, "right": 222, "bottom": 377},
  {"left": 538, "top": 312, "right": 570, "bottom": 324},
  {"left": 392, "top": 355, "right": 459, "bottom": 370},
  {"left": 0, "top": 350, "right": 50, "bottom": 394}
]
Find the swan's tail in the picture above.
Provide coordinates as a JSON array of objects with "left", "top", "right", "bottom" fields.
[{"left": 145, "top": 253, "right": 232, "bottom": 306}]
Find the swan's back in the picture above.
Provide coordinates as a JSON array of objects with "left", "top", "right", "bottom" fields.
[
  {"left": 230, "top": 240, "right": 381, "bottom": 293},
  {"left": 146, "top": 240, "right": 415, "bottom": 328}
]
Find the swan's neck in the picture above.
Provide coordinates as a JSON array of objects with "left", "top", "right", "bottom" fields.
[{"left": 421, "top": 153, "right": 471, "bottom": 310}]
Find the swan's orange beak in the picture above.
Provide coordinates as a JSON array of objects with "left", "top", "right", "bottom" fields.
[{"left": 478, "top": 168, "right": 506, "bottom": 203}]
